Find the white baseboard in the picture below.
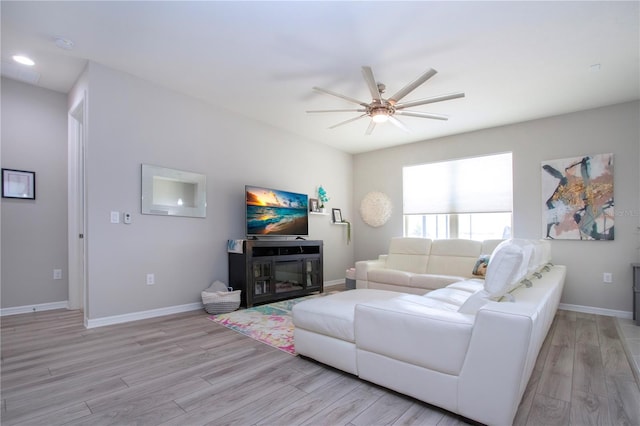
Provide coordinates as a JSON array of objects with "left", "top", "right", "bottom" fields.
[
  {"left": 0, "top": 301, "right": 69, "bottom": 316},
  {"left": 88, "top": 281, "right": 346, "bottom": 328},
  {"left": 86, "top": 302, "right": 203, "bottom": 329},
  {"left": 3, "top": 297, "right": 631, "bottom": 328},
  {"left": 559, "top": 303, "right": 633, "bottom": 319}
]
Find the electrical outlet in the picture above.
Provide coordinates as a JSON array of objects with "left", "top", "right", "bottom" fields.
[
  {"left": 603, "top": 272, "right": 613, "bottom": 283},
  {"left": 53, "top": 269, "right": 62, "bottom": 280},
  {"left": 146, "top": 273, "right": 155, "bottom": 285}
]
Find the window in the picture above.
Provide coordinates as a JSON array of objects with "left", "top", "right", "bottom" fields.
[
  {"left": 404, "top": 213, "right": 512, "bottom": 240},
  {"left": 403, "top": 153, "right": 513, "bottom": 241}
]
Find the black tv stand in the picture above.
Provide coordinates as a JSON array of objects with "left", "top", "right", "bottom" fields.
[{"left": 228, "top": 240, "right": 323, "bottom": 307}]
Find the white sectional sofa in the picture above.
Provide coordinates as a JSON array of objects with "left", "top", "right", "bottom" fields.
[
  {"left": 293, "top": 239, "right": 565, "bottom": 426},
  {"left": 356, "top": 237, "right": 504, "bottom": 294}
]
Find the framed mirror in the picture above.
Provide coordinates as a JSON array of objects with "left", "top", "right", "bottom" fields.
[{"left": 141, "top": 164, "right": 207, "bottom": 218}]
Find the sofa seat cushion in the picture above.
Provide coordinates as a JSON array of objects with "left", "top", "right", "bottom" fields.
[
  {"left": 292, "top": 289, "right": 400, "bottom": 342},
  {"left": 368, "top": 269, "right": 412, "bottom": 286},
  {"left": 391, "top": 293, "right": 461, "bottom": 312},
  {"left": 447, "top": 279, "right": 484, "bottom": 293},
  {"left": 423, "top": 288, "right": 475, "bottom": 308},
  {"left": 355, "top": 297, "right": 474, "bottom": 375},
  {"left": 410, "top": 274, "right": 467, "bottom": 290}
]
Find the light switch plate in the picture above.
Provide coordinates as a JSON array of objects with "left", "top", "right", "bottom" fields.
[{"left": 110, "top": 211, "right": 120, "bottom": 224}]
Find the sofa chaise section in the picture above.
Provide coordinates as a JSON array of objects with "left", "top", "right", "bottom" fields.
[{"left": 292, "top": 289, "right": 400, "bottom": 375}]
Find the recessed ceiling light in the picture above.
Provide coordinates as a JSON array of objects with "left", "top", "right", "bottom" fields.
[
  {"left": 12, "top": 55, "right": 35, "bottom": 66},
  {"left": 54, "top": 37, "right": 74, "bottom": 50}
]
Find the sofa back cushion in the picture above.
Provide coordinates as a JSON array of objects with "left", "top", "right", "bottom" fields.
[
  {"left": 386, "top": 237, "right": 431, "bottom": 273},
  {"left": 484, "top": 239, "right": 533, "bottom": 297},
  {"left": 426, "top": 239, "right": 482, "bottom": 277},
  {"left": 459, "top": 239, "right": 546, "bottom": 314},
  {"left": 526, "top": 239, "right": 552, "bottom": 276},
  {"left": 459, "top": 240, "right": 528, "bottom": 314},
  {"left": 480, "top": 239, "right": 504, "bottom": 256}
]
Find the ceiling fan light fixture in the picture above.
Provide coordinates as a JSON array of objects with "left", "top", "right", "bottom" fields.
[
  {"left": 308, "top": 66, "right": 464, "bottom": 135},
  {"left": 371, "top": 109, "right": 390, "bottom": 123}
]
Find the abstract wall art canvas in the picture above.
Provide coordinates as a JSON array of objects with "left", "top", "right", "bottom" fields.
[{"left": 542, "top": 153, "right": 614, "bottom": 240}]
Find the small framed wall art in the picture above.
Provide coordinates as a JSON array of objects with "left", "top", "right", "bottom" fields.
[
  {"left": 309, "top": 198, "right": 319, "bottom": 212},
  {"left": 332, "top": 208, "right": 343, "bottom": 223},
  {"left": 2, "top": 168, "right": 36, "bottom": 200}
]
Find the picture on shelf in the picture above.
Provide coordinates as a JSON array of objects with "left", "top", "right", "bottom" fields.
[
  {"left": 309, "top": 198, "right": 319, "bottom": 212},
  {"left": 332, "top": 208, "right": 343, "bottom": 223}
]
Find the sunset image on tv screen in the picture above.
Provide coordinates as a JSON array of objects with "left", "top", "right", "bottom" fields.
[{"left": 246, "top": 186, "right": 308, "bottom": 236}]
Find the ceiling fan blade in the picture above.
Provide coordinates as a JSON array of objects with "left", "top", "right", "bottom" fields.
[
  {"left": 396, "top": 110, "right": 449, "bottom": 120},
  {"left": 313, "top": 87, "right": 369, "bottom": 107},
  {"left": 362, "top": 66, "right": 382, "bottom": 101},
  {"left": 389, "top": 116, "right": 411, "bottom": 133},
  {"left": 328, "top": 114, "right": 368, "bottom": 129},
  {"left": 307, "top": 108, "right": 367, "bottom": 113},
  {"left": 395, "top": 92, "right": 465, "bottom": 110},
  {"left": 365, "top": 120, "right": 376, "bottom": 135},
  {"left": 388, "top": 68, "right": 438, "bottom": 104}
]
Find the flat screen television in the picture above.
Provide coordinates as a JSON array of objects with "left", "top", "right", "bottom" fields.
[{"left": 246, "top": 185, "right": 309, "bottom": 237}]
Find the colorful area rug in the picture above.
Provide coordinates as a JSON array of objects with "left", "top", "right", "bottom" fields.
[{"left": 208, "top": 292, "right": 334, "bottom": 355}]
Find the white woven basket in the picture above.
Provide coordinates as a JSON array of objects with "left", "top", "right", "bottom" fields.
[{"left": 202, "top": 289, "right": 241, "bottom": 314}]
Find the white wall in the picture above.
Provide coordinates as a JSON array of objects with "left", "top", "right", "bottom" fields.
[
  {"left": 5, "top": 63, "right": 636, "bottom": 318},
  {"left": 1, "top": 78, "right": 69, "bottom": 308},
  {"left": 78, "top": 62, "right": 353, "bottom": 319},
  {"left": 353, "top": 101, "right": 640, "bottom": 314}
]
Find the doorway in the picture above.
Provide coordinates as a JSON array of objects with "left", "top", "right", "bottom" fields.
[{"left": 68, "top": 95, "right": 87, "bottom": 324}]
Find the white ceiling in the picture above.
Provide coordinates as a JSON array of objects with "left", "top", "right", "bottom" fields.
[{"left": 2, "top": 1, "right": 639, "bottom": 154}]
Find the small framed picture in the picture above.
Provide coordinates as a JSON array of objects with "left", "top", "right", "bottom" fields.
[
  {"left": 332, "top": 208, "right": 343, "bottom": 223},
  {"left": 309, "top": 198, "right": 319, "bottom": 212},
  {"left": 2, "top": 169, "right": 35, "bottom": 200}
]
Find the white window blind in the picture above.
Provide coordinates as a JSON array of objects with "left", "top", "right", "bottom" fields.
[{"left": 403, "top": 152, "right": 513, "bottom": 215}]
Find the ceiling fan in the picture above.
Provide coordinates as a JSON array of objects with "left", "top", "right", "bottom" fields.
[{"left": 307, "top": 66, "right": 465, "bottom": 135}]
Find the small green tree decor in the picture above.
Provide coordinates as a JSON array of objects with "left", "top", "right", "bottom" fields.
[
  {"left": 317, "top": 185, "right": 329, "bottom": 209},
  {"left": 344, "top": 220, "right": 351, "bottom": 244}
]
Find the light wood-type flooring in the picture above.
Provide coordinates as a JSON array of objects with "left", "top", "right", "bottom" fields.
[{"left": 2, "top": 305, "right": 639, "bottom": 425}]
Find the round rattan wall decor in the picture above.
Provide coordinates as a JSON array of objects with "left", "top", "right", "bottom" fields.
[{"left": 360, "top": 191, "right": 393, "bottom": 227}]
